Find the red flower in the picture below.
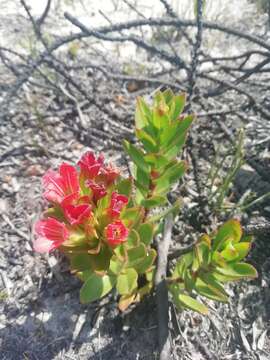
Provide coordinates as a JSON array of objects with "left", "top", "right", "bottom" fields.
[
  {"left": 99, "top": 163, "right": 120, "bottom": 185},
  {"left": 42, "top": 163, "right": 79, "bottom": 204},
  {"left": 105, "top": 220, "right": 129, "bottom": 247},
  {"left": 61, "top": 193, "right": 91, "bottom": 208},
  {"left": 33, "top": 217, "right": 69, "bottom": 253},
  {"left": 86, "top": 180, "right": 107, "bottom": 203},
  {"left": 61, "top": 192, "right": 79, "bottom": 207},
  {"left": 109, "top": 192, "right": 128, "bottom": 217},
  {"left": 78, "top": 151, "right": 104, "bottom": 179},
  {"left": 63, "top": 204, "right": 92, "bottom": 225}
]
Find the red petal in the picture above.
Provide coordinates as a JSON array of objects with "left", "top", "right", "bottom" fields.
[
  {"left": 86, "top": 180, "right": 107, "bottom": 202},
  {"left": 109, "top": 192, "right": 128, "bottom": 217},
  {"left": 42, "top": 169, "right": 65, "bottom": 203},
  {"left": 33, "top": 236, "right": 61, "bottom": 253},
  {"left": 105, "top": 220, "right": 129, "bottom": 247},
  {"left": 59, "top": 163, "right": 79, "bottom": 195},
  {"left": 99, "top": 163, "right": 120, "bottom": 185},
  {"left": 61, "top": 192, "right": 80, "bottom": 207},
  {"left": 78, "top": 152, "right": 104, "bottom": 179},
  {"left": 35, "top": 218, "right": 69, "bottom": 241},
  {"left": 63, "top": 204, "right": 92, "bottom": 225},
  {"left": 34, "top": 218, "right": 69, "bottom": 253}
]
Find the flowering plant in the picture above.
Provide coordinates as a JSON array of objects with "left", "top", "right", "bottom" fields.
[{"left": 34, "top": 89, "right": 257, "bottom": 313}]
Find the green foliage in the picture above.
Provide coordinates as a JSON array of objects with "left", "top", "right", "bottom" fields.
[
  {"left": 124, "top": 89, "right": 194, "bottom": 210},
  {"left": 206, "top": 130, "right": 245, "bottom": 213},
  {"left": 57, "top": 89, "right": 255, "bottom": 314},
  {"left": 80, "top": 273, "right": 116, "bottom": 304},
  {"left": 169, "top": 220, "right": 257, "bottom": 314}
]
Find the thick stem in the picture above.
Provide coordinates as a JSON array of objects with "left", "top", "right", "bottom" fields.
[{"left": 154, "top": 214, "right": 173, "bottom": 360}]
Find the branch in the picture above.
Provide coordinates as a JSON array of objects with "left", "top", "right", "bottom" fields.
[
  {"left": 64, "top": 13, "right": 188, "bottom": 70},
  {"left": 188, "top": 0, "right": 204, "bottom": 104},
  {"left": 168, "top": 241, "right": 196, "bottom": 261},
  {"left": 159, "top": 0, "right": 178, "bottom": 18},
  {"left": 36, "top": 0, "right": 52, "bottom": 28},
  {"left": 62, "top": 15, "right": 270, "bottom": 52},
  {"left": 2, "top": 14, "right": 270, "bottom": 112},
  {"left": 154, "top": 214, "right": 173, "bottom": 360}
]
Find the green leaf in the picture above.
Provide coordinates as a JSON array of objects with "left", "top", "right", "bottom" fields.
[
  {"left": 136, "top": 249, "right": 157, "bottom": 274},
  {"left": 148, "top": 199, "right": 181, "bottom": 223},
  {"left": 162, "top": 115, "right": 194, "bottom": 153},
  {"left": 113, "top": 244, "right": 127, "bottom": 262},
  {"left": 134, "top": 165, "right": 150, "bottom": 205},
  {"left": 191, "top": 251, "right": 200, "bottom": 272},
  {"left": 200, "top": 241, "right": 211, "bottom": 265},
  {"left": 136, "top": 129, "right": 157, "bottom": 152},
  {"left": 170, "top": 93, "right": 186, "bottom": 120},
  {"left": 135, "top": 166, "right": 150, "bottom": 189},
  {"left": 153, "top": 105, "right": 169, "bottom": 131},
  {"left": 116, "top": 178, "right": 133, "bottom": 198},
  {"left": 169, "top": 283, "right": 185, "bottom": 303},
  {"left": 80, "top": 273, "right": 116, "bottom": 303},
  {"left": 163, "top": 136, "right": 187, "bottom": 160},
  {"left": 92, "top": 246, "right": 111, "bottom": 271},
  {"left": 135, "top": 187, "right": 146, "bottom": 206},
  {"left": 71, "top": 253, "right": 92, "bottom": 272},
  {"left": 160, "top": 121, "right": 180, "bottom": 149},
  {"left": 232, "top": 242, "right": 252, "bottom": 262},
  {"left": 76, "top": 269, "right": 93, "bottom": 282},
  {"left": 215, "top": 262, "right": 258, "bottom": 281},
  {"left": 177, "top": 294, "right": 208, "bottom": 315},
  {"left": 136, "top": 281, "right": 153, "bottom": 299},
  {"left": 144, "top": 154, "right": 169, "bottom": 170},
  {"left": 162, "top": 88, "right": 174, "bottom": 104},
  {"left": 134, "top": 179, "right": 148, "bottom": 197},
  {"left": 116, "top": 268, "right": 138, "bottom": 295},
  {"left": 184, "top": 269, "right": 195, "bottom": 292},
  {"left": 123, "top": 140, "right": 150, "bottom": 174},
  {"left": 153, "top": 161, "right": 186, "bottom": 195},
  {"left": 212, "top": 251, "right": 227, "bottom": 267},
  {"left": 127, "top": 244, "right": 147, "bottom": 267},
  {"left": 121, "top": 207, "right": 144, "bottom": 228},
  {"left": 146, "top": 267, "right": 155, "bottom": 282},
  {"left": 154, "top": 90, "right": 164, "bottom": 106},
  {"left": 213, "top": 219, "right": 243, "bottom": 252},
  {"left": 138, "top": 222, "right": 154, "bottom": 246},
  {"left": 220, "top": 241, "right": 238, "bottom": 262},
  {"left": 135, "top": 97, "right": 152, "bottom": 129},
  {"left": 195, "top": 276, "right": 228, "bottom": 302},
  {"left": 109, "top": 255, "right": 124, "bottom": 276},
  {"left": 71, "top": 246, "right": 111, "bottom": 272},
  {"left": 199, "top": 272, "right": 228, "bottom": 294},
  {"left": 174, "top": 252, "right": 194, "bottom": 278},
  {"left": 141, "top": 195, "right": 167, "bottom": 208},
  {"left": 96, "top": 192, "right": 111, "bottom": 217},
  {"left": 127, "top": 229, "right": 140, "bottom": 248}
]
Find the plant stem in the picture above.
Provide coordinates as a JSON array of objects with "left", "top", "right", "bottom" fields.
[{"left": 154, "top": 214, "right": 173, "bottom": 360}]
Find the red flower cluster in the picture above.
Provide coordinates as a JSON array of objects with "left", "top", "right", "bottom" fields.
[
  {"left": 34, "top": 152, "right": 129, "bottom": 253},
  {"left": 106, "top": 220, "right": 129, "bottom": 247}
]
